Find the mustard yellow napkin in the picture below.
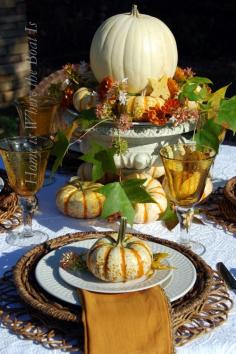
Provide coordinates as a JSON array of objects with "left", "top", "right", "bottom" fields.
[{"left": 79, "top": 286, "right": 174, "bottom": 354}]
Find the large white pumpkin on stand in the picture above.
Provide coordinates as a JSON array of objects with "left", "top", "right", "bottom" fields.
[
  {"left": 90, "top": 4, "right": 178, "bottom": 93},
  {"left": 79, "top": 5, "right": 193, "bottom": 173}
]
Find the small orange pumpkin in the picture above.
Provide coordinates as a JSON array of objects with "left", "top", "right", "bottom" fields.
[{"left": 126, "top": 96, "right": 164, "bottom": 120}]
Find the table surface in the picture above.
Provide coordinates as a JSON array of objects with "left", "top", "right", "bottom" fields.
[{"left": 0, "top": 144, "right": 236, "bottom": 354}]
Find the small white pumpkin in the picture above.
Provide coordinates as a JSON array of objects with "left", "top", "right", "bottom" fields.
[
  {"left": 56, "top": 178, "right": 105, "bottom": 218},
  {"left": 87, "top": 217, "right": 152, "bottom": 282},
  {"left": 125, "top": 173, "right": 167, "bottom": 223},
  {"left": 146, "top": 165, "right": 165, "bottom": 179},
  {"left": 73, "top": 87, "right": 98, "bottom": 112},
  {"left": 90, "top": 5, "right": 178, "bottom": 93}
]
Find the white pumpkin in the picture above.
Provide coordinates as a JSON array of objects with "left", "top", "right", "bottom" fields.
[
  {"left": 56, "top": 179, "right": 105, "bottom": 219},
  {"left": 126, "top": 173, "right": 167, "bottom": 223},
  {"left": 147, "top": 165, "right": 165, "bottom": 179},
  {"left": 73, "top": 87, "right": 98, "bottom": 112},
  {"left": 90, "top": 5, "right": 178, "bottom": 93},
  {"left": 87, "top": 217, "right": 152, "bottom": 282}
]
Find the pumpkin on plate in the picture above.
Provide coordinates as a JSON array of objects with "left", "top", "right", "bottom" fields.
[
  {"left": 73, "top": 87, "right": 98, "bottom": 112},
  {"left": 56, "top": 178, "right": 105, "bottom": 219},
  {"left": 87, "top": 217, "right": 152, "bottom": 282},
  {"left": 90, "top": 5, "right": 178, "bottom": 93},
  {"left": 125, "top": 173, "right": 167, "bottom": 223},
  {"left": 126, "top": 95, "right": 164, "bottom": 120}
]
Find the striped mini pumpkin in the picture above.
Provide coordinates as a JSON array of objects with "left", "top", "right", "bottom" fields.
[
  {"left": 146, "top": 164, "right": 165, "bottom": 179},
  {"left": 87, "top": 233, "right": 152, "bottom": 282},
  {"left": 73, "top": 87, "right": 98, "bottom": 112},
  {"left": 56, "top": 179, "right": 105, "bottom": 219},
  {"left": 126, "top": 95, "right": 164, "bottom": 120},
  {"left": 125, "top": 173, "right": 167, "bottom": 223}
]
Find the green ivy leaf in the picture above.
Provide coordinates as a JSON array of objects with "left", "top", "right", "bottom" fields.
[
  {"left": 160, "top": 203, "right": 178, "bottom": 231},
  {"left": 216, "top": 96, "right": 236, "bottom": 132},
  {"left": 50, "top": 131, "right": 69, "bottom": 175},
  {"left": 80, "top": 141, "right": 116, "bottom": 181},
  {"left": 99, "top": 182, "right": 135, "bottom": 225},
  {"left": 121, "top": 179, "right": 156, "bottom": 204},
  {"left": 193, "top": 118, "right": 222, "bottom": 152},
  {"left": 78, "top": 108, "right": 99, "bottom": 129},
  {"left": 187, "top": 77, "right": 213, "bottom": 85},
  {"left": 208, "top": 84, "right": 230, "bottom": 110}
]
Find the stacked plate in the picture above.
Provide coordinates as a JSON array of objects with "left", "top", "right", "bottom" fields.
[{"left": 35, "top": 239, "right": 197, "bottom": 305}]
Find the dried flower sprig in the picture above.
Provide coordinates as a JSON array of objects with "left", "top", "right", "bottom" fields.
[{"left": 60, "top": 251, "right": 87, "bottom": 271}]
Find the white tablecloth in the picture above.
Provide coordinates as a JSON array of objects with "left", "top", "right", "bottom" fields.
[{"left": 1, "top": 144, "right": 236, "bottom": 354}]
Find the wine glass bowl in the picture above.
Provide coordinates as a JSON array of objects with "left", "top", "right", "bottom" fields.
[
  {"left": 160, "top": 143, "right": 216, "bottom": 255},
  {"left": 0, "top": 136, "right": 53, "bottom": 246},
  {"left": 16, "top": 95, "right": 59, "bottom": 136}
]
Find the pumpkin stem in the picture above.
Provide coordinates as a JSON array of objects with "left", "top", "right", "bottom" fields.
[
  {"left": 131, "top": 4, "right": 140, "bottom": 17},
  {"left": 117, "top": 216, "right": 127, "bottom": 245}
]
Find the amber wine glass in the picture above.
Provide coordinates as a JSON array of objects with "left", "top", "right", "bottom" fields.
[
  {"left": 160, "top": 143, "right": 216, "bottom": 255},
  {"left": 0, "top": 136, "right": 53, "bottom": 246}
]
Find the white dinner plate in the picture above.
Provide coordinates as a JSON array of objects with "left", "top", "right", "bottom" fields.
[
  {"left": 59, "top": 250, "right": 172, "bottom": 294},
  {"left": 35, "top": 239, "right": 197, "bottom": 304}
]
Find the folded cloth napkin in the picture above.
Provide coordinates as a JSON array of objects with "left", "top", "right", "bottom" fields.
[{"left": 79, "top": 285, "right": 174, "bottom": 354}]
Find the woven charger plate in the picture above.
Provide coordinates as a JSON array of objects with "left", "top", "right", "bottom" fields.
[
  {"left": 0, "top": 171, "right": 22, "bottom": 233},
  {"left": 5, "top": 231, "right": 231, "bottom": 351}
]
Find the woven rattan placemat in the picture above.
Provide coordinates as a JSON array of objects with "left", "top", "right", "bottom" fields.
[
  {"left": 0, "top": 171, "right": 22, "bottom": 233},
  {"left": 0, "top": 231, "right": 232, "bottom": 351},
  {"left": 202, "top": 186, "right": 236, "bottom": 233}
]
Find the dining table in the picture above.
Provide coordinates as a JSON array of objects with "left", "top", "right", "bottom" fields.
[{"left": 0, "top": 143, "right": 236, "bottom": 354}]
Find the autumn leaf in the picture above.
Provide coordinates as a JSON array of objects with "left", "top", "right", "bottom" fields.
[
  {"left": 99, "top": 182, "right": 135, "bottom": 225},
  {"left": 78, "top": 108, "right": 99, "bottom": 129},
  {"left": 98, "top": 178, "right": 157, "bottom": 225},
  {"left": 121, "top": 179, "right": 156, "bottom": 204},
  {"left": 50, "top": 131, "right": 69, "bottom": 175},
  {"left": 80, "top": 141, "right": 116, "bottom": 181},
  {"left": 160, "top": 203, "right": 178, "bottom": 231},
  {"left": 216, "top": 96, "right": 236, "bottom": 132},
  {"left": 149, "top": 76, "right": 170, "bottom": 100},
  {"left": 208, "top": 84, "right": 230, "bottom": 112},
  {"left": 193, "top": 118, "right": 222, "bottom": 153}
]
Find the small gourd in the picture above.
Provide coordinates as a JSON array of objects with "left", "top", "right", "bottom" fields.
[
  {"left": 73, "top": 87, "right": 98, "bottom": 112},
  {"left": 126, "top": 95, "right": 164, "bottom": 120},
  {"left": 56, "top": 178, "right": 105, "bottom": 219},
  {"left": 87, "top": 217, "right": 153, "bottom": 282}
]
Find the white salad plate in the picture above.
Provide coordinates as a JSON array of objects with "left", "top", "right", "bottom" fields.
[{"left": 35, "top": 239, "right": 197, "bottom": 304}]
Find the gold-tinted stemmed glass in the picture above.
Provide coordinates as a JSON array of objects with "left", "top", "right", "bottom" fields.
[
  {"left": 16, "top": 95, "right": 59, "bottom": 186},
  {"left": 0, "top": 136, "right": 53, "bottom": 246},
  {"left": 160, "top": 143, "right": 216, "bottom": 255},
  {"left": 16, "top": 95, "right": 59, "bottom": 136}
]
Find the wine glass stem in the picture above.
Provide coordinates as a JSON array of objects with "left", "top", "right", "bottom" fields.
[
  {"left": 176, "top": 206, "right": 194, "bottom": 248},
  {"left": 19, "top": 196, "right": 34, "bottom": 237}
]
